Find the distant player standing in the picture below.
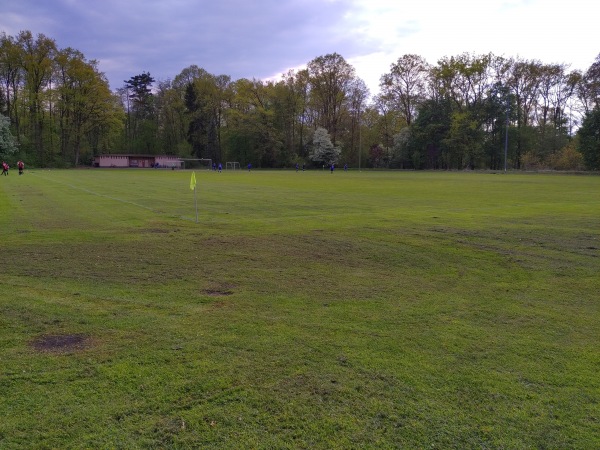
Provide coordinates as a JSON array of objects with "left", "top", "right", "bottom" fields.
[
  {"left": 17, "top": 160, "right": 24, "bottom": 175},
  {"left": 2, "top": 161, "right": 8, "bottom": 176}
]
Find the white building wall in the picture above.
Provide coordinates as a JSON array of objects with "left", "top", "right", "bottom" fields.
[{"left": 97, "top": 155, "right": 129, "bottom": 167}]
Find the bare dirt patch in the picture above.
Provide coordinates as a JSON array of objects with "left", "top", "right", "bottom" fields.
[
  {"left": 202, "top": 282, "right": 236, "bottom": 297},
  {"left": 142, "top": 228, "right": 171, "bottom": 234},
  {"left": 30, "top": 333, "right": 90, "bottom": 353},
  {"left": 202, "top": 289, "right": 234, "bottom": 297}
]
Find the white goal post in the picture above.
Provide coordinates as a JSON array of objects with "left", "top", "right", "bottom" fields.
[{"left": 226, "top": 162, "right": 240, "bottom": 170}]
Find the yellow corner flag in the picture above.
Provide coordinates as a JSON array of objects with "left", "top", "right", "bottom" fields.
[{"left": 190, "top": 171, "right": 197, "bottom": 191}]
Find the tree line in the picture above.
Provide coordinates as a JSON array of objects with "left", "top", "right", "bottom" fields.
[{"left": 1, "top": 30, "right": 599, "bottom": 170}]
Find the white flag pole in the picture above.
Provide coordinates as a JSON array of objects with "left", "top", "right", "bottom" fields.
[
  {"left": 190, "top": 171, "right": 198, "bottom": 223},
  {"left": 194, "top": 185, "right": 198, "bottom": 223}
]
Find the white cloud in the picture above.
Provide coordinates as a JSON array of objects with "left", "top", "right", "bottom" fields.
[{"left": 342, "top": 0, "right": 599, "bottom": 95}]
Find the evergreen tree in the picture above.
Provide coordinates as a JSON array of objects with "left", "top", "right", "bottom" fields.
[{"left": 577, "top": 107, "right": 600, "bottom": 170}]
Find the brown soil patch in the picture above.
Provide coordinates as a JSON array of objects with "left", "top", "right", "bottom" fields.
[
  {"left": 31, "top": 333, "right": 90, "bottom": 353},
  {"left": 203, "top": 289, "right": 233, "bottom": 297}
]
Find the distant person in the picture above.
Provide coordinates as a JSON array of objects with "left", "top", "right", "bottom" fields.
[
  {"left": 17, "top": 160, "right": 24, "bottom": 175},
  {"left": 2, "top": 161, "right": 8, "bottom": 176},
  {"left": 218, "top": 163, "right": 222, "bottom": 172},
  {"left": 330, "top": 163, "right": 334, "bottom": 173},
  {"left": 295, "top": 163, "right": 299, "bottom": 172},
  {"left": 302, "top": 163, "right": 305, "bottom": 171},
  {"left": 344, "top": 164, "right": 348, "bottom": 171},
  {"left": 247, "top": 163, "right": 252, "bottom": 172},
  {"left": 213, "top": 162, "right": 217, "bottom": 171}
]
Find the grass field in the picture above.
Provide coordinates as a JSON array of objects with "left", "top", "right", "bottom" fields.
[{"left": 1, "top": 168, "right": 599, "bottom": 449}]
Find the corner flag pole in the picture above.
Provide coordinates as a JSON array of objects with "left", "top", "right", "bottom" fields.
[
  {"left": 190, "top": 171, "right": 198, "bottom": 223},
  {"left": 194, "top": 186, "right": 198, "bottom": 223}
]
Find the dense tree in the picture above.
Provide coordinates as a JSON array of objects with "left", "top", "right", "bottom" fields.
[
  {"left": 155, "top": 79, "right": 187, "bottom": 154},
  {"left": 0, "top": 113, "right": 18, "bottom": 157},
  {"left": 54, "top": 48, "right": 121, "bottom": 165},
  {"left": 406, "top": 98, "right": 453, "bottom": 169},
  {"left": 506, "top": 58, "right": 541, "bottom": 167},
  {"left": 547, "top": 142, "right": 584, "bottom": 170},
  {"left": 359, "top": 105, "right": 387, "bottom": 168},
  {"left": 1, "top": 30, "right": 597, "bottom": 171},
  {"left": 0, "top": 33, "right": 23, "bottom": 134},
  {"left": 272, "top": 70, "right": 309, "bottom": 163},
  {"left": 372, "top": 93, "right": 405, "bottom": 159},
  {"left": 124, "top": 72, "right": 155, "bottom": 118},
  {"left": 481, "top": 82, "right": 514, "bottom": 170},
  {"left": 342, "top": 77, "right": 369, "bottom": 165},
  {"left": 307, "top": 53, "right": 356, "bottom": 144},
  {"left": 443, "top": 110, "right": 484, "bottom": 169},
  {"left": 0, "top": 31, "right": 123, "bottom": 166},
  {"left": 577, "top": 107, "right": 600, "bottom": 170},
  {"left": 534, "top": 64, "right": 569, "bottom": 158},
  {"left": 368, "top": 143, "right": 387, "bottom": 168},
  {"left": 122, "top": 72, "right": 157, "bottom": 153},
  {"left": 17, "top": 31, "right": 56, "bottom": 164},
  {"left": 380, "top": 54, "right": 430, "bottom": 126},
  {"left": 184, "top": 70, "right": 229, "bottom": 163},
  {"left": 580, "top": 54, "right": 600, "bottom": 112},
  {"left": 424, "top": 53, "right": 500, "bottom": 168},
  {"left": 225, "top": 78, "right": 282, "bottom": 167},
  {"left": 391, "top": 127, "right": 412, "bottom": 168}
]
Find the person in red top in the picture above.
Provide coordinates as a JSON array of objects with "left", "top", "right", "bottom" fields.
[
  {"left": 2, "top": 161, "right": 8, "bottom": 176},
  {"left": 17, "top": 160, "right": 24, "bottom": 175}
]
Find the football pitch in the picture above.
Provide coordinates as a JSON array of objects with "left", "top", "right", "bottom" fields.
[{"left": 1, "top": 169, "right": 599, "bottom": 448}]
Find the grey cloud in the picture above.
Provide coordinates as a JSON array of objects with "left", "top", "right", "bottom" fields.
[{"left": 2, "top": 0, "right": 377, "bottom": 89}]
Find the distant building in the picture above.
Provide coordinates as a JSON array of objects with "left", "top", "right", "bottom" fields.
[{"left": 93, "top": 154, "right": 183, "bottom": 169}]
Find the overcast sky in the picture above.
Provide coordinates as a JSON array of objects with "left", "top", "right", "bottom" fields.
[{"left": 2, "top": 0, "right": 598, "bottom": 96}]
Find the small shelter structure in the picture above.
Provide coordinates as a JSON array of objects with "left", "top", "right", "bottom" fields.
[{"left": 93, "top": 154, "right": 183, "bottom": 169}]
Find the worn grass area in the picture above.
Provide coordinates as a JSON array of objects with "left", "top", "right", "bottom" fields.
[{"left": 1, "top": 169, "right": 599, "bottom": 448}]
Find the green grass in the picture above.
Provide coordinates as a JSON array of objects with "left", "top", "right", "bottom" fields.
[{"left": 1, "top": 168, "right": 599, "bottom": 448}]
